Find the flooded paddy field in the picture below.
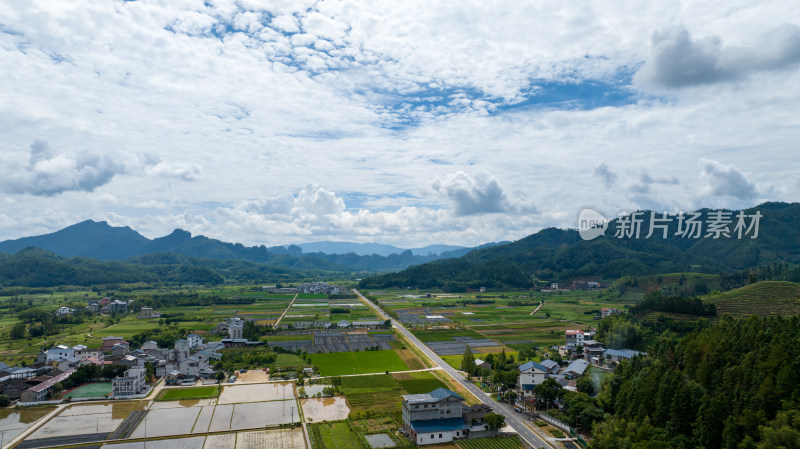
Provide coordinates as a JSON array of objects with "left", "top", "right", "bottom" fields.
[
  {"left": 236, "top": 428, "right": 306, "bottom": 449},
  {"left": 300, "top": 396, "right": 350, "bottom": 422},
  {"left": 101, "top": 436, "right": 206, "bottom": 449},
  {"left": 217, "top": 382, "right": 294, "bottom": 404},
  {"left": 28, "top": 402, "right": 145, "bottom": 439},
  {"left": 0, "top": 406, "right": 55, "bottom": 442},
  {"left": 230, "top": 400, "right": 297, "bottom": 429},
  {"left": 128, "top": 406, "right": 200, "bottom": 438}
]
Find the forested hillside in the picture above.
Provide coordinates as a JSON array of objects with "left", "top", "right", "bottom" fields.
[
  {"left": 360, "top": 202, "right": 800, "bottom": 290},
  {"left": 591, "top": 315, "right": 800, "bottom": 448},
  {"left": 0, "top": 248, "right": 342, "bottom": 287}
]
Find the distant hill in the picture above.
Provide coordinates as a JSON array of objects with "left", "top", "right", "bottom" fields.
[
  {"left": 359, "top": 202, "right": 800, "bottom": 291},
  {"left": 0, "top": 248, "right": 340, "bottom": 288},
  {"left": 0, "top": 221, "right": 495, "bottom": 272}
]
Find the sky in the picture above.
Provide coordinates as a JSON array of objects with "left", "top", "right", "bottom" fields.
[{"left": 1, "top": 0, "right": 800, "bottom": 248}]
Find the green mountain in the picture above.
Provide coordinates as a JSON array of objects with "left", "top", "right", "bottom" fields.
[
  {"left": 0, "top": 220, "right": 496, "bottom": 271},
  {"left": 0, "top": 248, "right": 340, "bottom": 288},
  {"left": 359, "top": 202, "right": 800, "bottom": 291}
]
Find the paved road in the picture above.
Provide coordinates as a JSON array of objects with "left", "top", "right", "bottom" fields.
[{"left": 353, "top": 289, "right": 555, "bottom": 449}]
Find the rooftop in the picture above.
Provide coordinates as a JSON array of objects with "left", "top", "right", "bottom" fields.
[
  {"left": 409, "top": 417, "right": 468, "bottom": 433},
  {"left": 403, "top": 388, "right": 464, "bottom": 404},
  {"left": 27, "top": 369, "right": 75, "bottom": 393},
  {"left": 519, "top": 360, "right": 548, "bottom": 373}
]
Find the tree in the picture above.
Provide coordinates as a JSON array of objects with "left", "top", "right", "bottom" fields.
[
  {"left": 9, "top": 322, "right": 25, "bottom": 340},
  {"left": 502, "top": 390, "right": 518, "bottom": 404},
  {"left": 484, "top": 412, "right": 506, "bottom": 430},
  {"left": 322, "top": 386, "right": 336, "bottom": 397},
  {"left": 0, "top": 395, "right": 10, "bottom": 407},
  {"left": 144, "top": 362, "right": 155, "bottom": 382},
  {"left": 534, "top": 378, "right": 562, "bottom": 407},
  {"left": 214, "top": 371, "right": 226, "bottom": 382},
  {"left": 461, "top": 346, "right": 476, "bottom": 377},
  {"left": 576, "top": 376, "right": 595, "bottom": 395}
]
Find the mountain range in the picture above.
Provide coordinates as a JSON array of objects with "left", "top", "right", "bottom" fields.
[
  {"left": 359, "top": 202, "right": 800, "bottom": 291},
  {"left": 0, "top": 220, "right": 502, "bottom": 272}
]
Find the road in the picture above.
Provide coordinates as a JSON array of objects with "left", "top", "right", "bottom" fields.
[
  {"left": 274, "top": 293, "right": 299, "bottom": 326},
  {"left": 353, "top": 289, "right": 556, "bottom": 449}
]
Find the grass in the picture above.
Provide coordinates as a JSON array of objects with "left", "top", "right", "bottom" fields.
[
  {"left": 309, "top": 350, "right": 410, "bottom": 376},
  {"left": 456, "top": 436, "right": 524, "bottom": 449},
  {"left": 309, "top": 420, "right": 368, "bottom": 449},
  {"left": 346, "top": 389, "right": 406, "bottom": 416},
  {"left": 63, "top": 382, "right": 112, "bottom": 399},
  {"left": 339, "top": 374, "right": 398, "bottom": 391},
  {"left": 393, "top": 371, "right": 447, "bottom": 394},
  {"left": 274, "top": 353, "right": 307, "bottom": 368},
  {"left": 156, "top": 386, "right": 220, "bottom": 401}
]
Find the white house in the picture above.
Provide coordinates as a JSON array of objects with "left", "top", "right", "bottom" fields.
[
  {"left": 174, "top": 339, "right": 190, "bottom": 362},
  {"left": 112, "top": 366, "right": 147, "bottom": 398},
  {"left": 402, "top": 388, "right": 469, "bottom": 445},
  {"left": 517, "top": 361, "right": 550, "bottom": 396},
  {"left": 56, "top": 306, "right": 74, "bottom": 317},
  {"left": 227, "top": 318, "right": 244, "bottom": 339},
  {"left": 187, "top": 333, "right": 204, "bottom": 350},
  {"left": 46, "top": 345, "right": 75, "bottom": 363}
]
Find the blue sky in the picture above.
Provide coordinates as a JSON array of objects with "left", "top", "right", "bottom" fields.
[{"left": 0, "top": 1, "right": 799, "bottom": 247}]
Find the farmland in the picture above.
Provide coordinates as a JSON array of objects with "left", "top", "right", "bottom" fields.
[
  {"left": 705, "top": 281, "right": 800, "bottom": 317},
  {"left": 392, "top": 371, "right": 447, "bottom": 394},
  {"left": 456, "top": 436, "right": 524, "bottom": 449},
  {"left": 157, "top": 386, "right": 220, "bottom": 401},
  {"left": 309, "top": 350, "right": 410, "bottom": 376},
  {"left": 309, "top": 420, "right": 368, "bottom": 449}
]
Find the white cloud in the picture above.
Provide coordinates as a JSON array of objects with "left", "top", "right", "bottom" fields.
[
  {"left": 432, "top": 172, "right": 509, "bottom": 216},
  {"left": 0, "top": 1, "right": 798, "bottom": 247}
]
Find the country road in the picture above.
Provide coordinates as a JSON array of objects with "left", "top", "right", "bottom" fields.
[{"left": 353, "top": 289, "right": 556, "bottom": 449}]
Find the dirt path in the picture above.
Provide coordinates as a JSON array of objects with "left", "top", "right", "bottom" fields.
[
  {"left": 274, "top": 293, "right": 299, "bottom": 327},
  {"left": 530, "top": 301, "right": 544, "bottom": 315}
]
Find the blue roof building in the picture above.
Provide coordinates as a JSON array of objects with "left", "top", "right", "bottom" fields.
[{"left": 401, "top": 388, "right": 493, "bottom": 445}]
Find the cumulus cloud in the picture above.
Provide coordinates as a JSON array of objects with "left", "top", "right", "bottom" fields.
[
  {"left": 636, "top": 24, "right": 800, "bottom": 88},
  {"left": 241, "top": 184, "right": 345, "bottom": 217},
  {"left": 432, "top": 172, "right": 510, "bottom": 216},
  {"left": 595, "top": 163, "right": 618, "bottom": 188},
  {"left": 3, "top": 140, "right": 127, "bottom": 196},
  {"left": 699, "top": 158, "right": 758, "bottom": 199}
]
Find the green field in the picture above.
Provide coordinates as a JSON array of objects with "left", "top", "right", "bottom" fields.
[
  {"left": 393, "top": 371, "right": 447, "bottom": 394},
  {"left": 456, "top": 436, "right": 524, "bottom": 449},
  {"left": 274, "top": 353, "right": 307, "bottom": 368},
  {"left": 339, "top": 374, "right": 398, "bottom": 391},
  {"left": 64, "top": 382, "right": 112, "bottom": 399},
  {"left": 309, "top": 420, "right": 367, "bottom": 449},
  {"left": 156, "top": 386, "right": 220, "bottom": 401},
  {"left": 309, "top": 351, "right": 410, "bottom": 376}
]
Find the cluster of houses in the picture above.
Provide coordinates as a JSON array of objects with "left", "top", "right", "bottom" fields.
[
  {"left": 268, "top": 282, "right": 347, "bottom": 295},
  {"left": 401, "top": 388, "right": 496, "bottom": 445},
  {"left": 516, "top": 327, "right": 641, "bottom": 397},
  {"left": 57, "top": 298, "right": 133, "bottom": 317},
  {"left": 0, "top": 330, "right": 227, "bottom": 404}
]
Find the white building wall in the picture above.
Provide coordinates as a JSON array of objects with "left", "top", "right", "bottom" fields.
[{"left": 416, "top": 430, "right": 456, "bottom": 445}]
